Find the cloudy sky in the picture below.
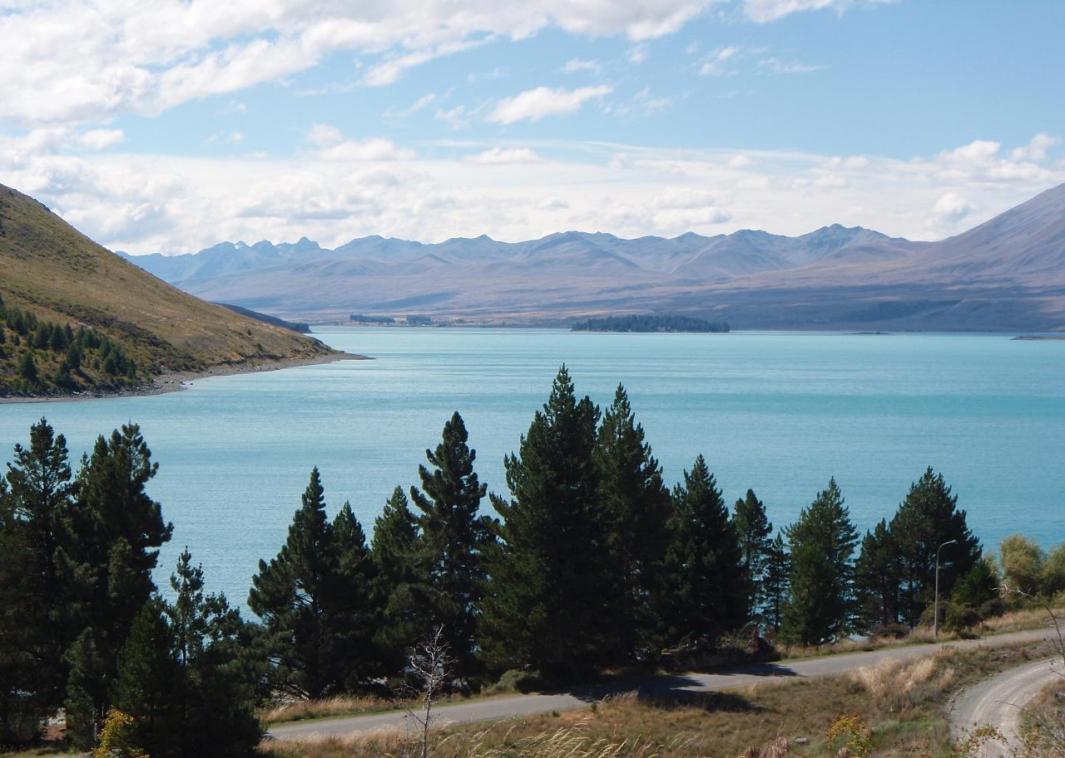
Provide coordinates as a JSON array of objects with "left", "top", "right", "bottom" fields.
[{"left": 1, "top": 0, "right": 1063, "bottom": 253}]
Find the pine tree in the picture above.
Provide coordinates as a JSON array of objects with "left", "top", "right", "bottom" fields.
[
  {"left": 18, "top": 351, "right": 37, "bottom": 382},
  {"left": 57, "top": 424, "right": 173, "bottom": 741},
  {"left": 733, "top": 489, "right": 773, "bottom": 622},
  {"left": 780, "top": 479, "right": 857, "bottom": 646},
  {"left": 166, "top": 550, "right": 261, "bottom": 757},
  {"left": 952, "top": 556, "right": 1000, "bottom": 609},
  {"left": 595, "top": 385, "right": 672, "bottom": 659},
  {"left": 64, "top": 628, "right": 107, "bottom": 750},
  {"left": 854, "top": 520, "right": 900, "bottom": 631},
  {"left": 248, "top": 468, "right": 338, "bottom": 697},
  {"left": 2, "top": 420, "right": 76, "bottom": 716},
  {"left": 890, "top": 468, "right": 981, "bottom": 626},
  {"left": 329, "top": 502, "right": 380, "bottom": 689},
  {"left": 112, "top": 601, "right": 183, "bottom": 756},
  {"left": 762, "top": 532, "right": 790, "bottom": 632},
  {"left": 662, "top": 455, "right": 747, "bottom": 647},
  {"left": 371, "top": 487, "right": 432, "bottom": 676},
  {"left": 480, "top": 366, "right": 606, "bottom": 677},
  {"left": 409, "top": 412, "right": 493, "bottom": 676},
  {"left": 0, "top": 476, "right": 49, "bottom": 744}
]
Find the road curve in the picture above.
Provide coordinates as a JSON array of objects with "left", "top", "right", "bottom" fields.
[
  {"left": 950, "top": 657, "right": 1061, "bottom": 757},
  {"left": 268, "top": 627, "right": 1054, "bottom": 743}
]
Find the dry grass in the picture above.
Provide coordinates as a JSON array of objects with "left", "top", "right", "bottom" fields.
[
  {"left": 977, "top": 605, "right": 1065, "bottom": 635},
  {"left": 260, "top": 696, "right": 406, "bottom": 725},
  {"left": 776, "top": 627, "right": 945, "bottom": 660},
  {"left": 261, "top": 641, "right": 1055, "bottom": 758},
  {"left": 1019, "top": 678, "right": 1065, "bottom": 755}
]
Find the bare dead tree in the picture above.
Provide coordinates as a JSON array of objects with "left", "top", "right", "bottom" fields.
[{"left": 403, "top": 625, "right": 451, "bottom": 758}]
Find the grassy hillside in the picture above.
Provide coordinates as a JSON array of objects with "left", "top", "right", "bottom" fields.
[{"left": 0, "top": 184, "right": 335, "bottom": 397}]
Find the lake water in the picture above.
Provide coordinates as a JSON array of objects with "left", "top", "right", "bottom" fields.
[{"left": 1, "top": 328, "right": 1063, "bottom": 607}]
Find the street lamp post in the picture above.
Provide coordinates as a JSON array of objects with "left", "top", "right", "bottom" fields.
[{"left": 933, "top": 539, "right": 958, "bottom": 639}]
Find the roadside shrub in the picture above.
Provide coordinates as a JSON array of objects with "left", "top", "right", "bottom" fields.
[
  {"left": 827, "top": 714, "right": 872, "bottom": 757},
  {"left": 93, "top": 709, "right": 148, "bottom": 758}
]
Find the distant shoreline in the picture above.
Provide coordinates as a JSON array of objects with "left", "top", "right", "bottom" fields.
[
  {"left": 1012, "top": 335, "right": 1065, "bottom": 341},
  {"left": 0, "top": 351, "right": 367, "bottom": 405}
]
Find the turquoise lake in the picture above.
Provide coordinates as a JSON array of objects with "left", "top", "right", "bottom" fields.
[{"left": 1, "top": 328, "right": 1063, "bottom": 606}]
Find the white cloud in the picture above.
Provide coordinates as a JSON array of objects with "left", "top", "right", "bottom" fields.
[
  {"left": 385, "top": 93, "right": 438, "bottom": 119},
  {"left": 758, "top": 57, "right": 824, "bottom": 74},
  {"left": 306, "top": 124, "right": 413, "bottom": 160},
  {"left": 468, "top": 147, "right": 542, "bottom": 164},
  {"left": 1011, "top": 132, "right": 1060, "bottom": 162},
  {"left": 931, "top": 192, "right": 974, "bottom": 224},
  {"left": 307, "top": 124, "right": 345, "bottom": 148},
  {"left": 4, "top": 133, "right": 1061, "bottom": 252},
  {"left": 488, "top": 85, "right": 612, "bottom": 125},
  {"left": 627, "top": 44, "right": 649, "bottom": 64},
  {"left": 79, "top": 129, "right": 125, "bottom": 150},
  {"left": 0, "top": 1, "right": 714, "bottom": 127},
  {"left": 435, "top": 105, "right": 471, "bottom": 130},
  {"left": 743, "top": 0, "right": 890, "bottom": 23},
  {"left": 700, "top": 46, "right": 741, "bottom": 76},
  {"left": 563, "top": 58, "right": 601, "bottom": 74}
]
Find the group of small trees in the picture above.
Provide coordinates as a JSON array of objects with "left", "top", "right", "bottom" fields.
[
  {"left": 0, "top": 294, "right": 138, "bottom": 395},
  {"left": 0, "top": 420, "right": 259, "bottom": 755}
]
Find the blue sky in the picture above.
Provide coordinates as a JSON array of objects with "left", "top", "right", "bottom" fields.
[{"left": 1, "top": 0, "right": 1062, "bottom": 251}]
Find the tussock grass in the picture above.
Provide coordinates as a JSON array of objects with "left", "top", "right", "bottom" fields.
[
  {"left": 261, "top": 641, "right": 1054, "bottom": 758},
  {"left": 1019, "top": 678, "right": 1065, "bottom": 755},
  {"left": 260, "top": 695, "right": 406, "bottom": 724}
]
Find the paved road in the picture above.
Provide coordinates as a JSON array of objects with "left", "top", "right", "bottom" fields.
[
  {"left": 268, "top": 627, "right": 1054, "bottom": 742},
  {"left": 950, "top": 657, "right": 1061, "bottom": 757}
]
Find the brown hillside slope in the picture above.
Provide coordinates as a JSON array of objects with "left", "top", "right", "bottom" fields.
[{"left": 0, "top": 183, "right": 335, "bottom": 396}]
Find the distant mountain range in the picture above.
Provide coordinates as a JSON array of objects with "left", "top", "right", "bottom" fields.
[{"left": 124, "top": 183, "right": 1065, "bottom": 331}]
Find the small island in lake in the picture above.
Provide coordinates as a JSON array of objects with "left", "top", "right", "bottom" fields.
[{"left": 572, "top": 314, "right": 730, "bottom": 333}]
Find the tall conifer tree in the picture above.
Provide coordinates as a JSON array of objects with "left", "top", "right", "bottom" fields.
[
  {"left": 480, "top": 366, "right": 606, "bottom": 677},
  {"left": 1, "top": 420, "right": 75, "bottom": 728},
  {"left": 595, "top": 385, "right": 672, "bottom": 659},
  {"left": 762, "top": 532, "right": 790, "bottom": 632},
  {"left": 662, "top": 455, "right": 747, "bottom": 646},
  {"left": 780, "top": 479, "right": 857, "bottom": 645},
  {"left": 733, "top": 489, "right": 773, "bottom": 622},
  {"left": 409, "top": 412, "right": 493, "bottom": 676},
  {"left": 330, "top": 503, "right": 379, "bottom": 689},
  {"left": 371, "top": 487, "right": 431, "bottom": 674},
  {"left": 248, "top": 467, "right": 339, "bottom": 697},
  {"left": 57, "top": 423, "right": 172, "bottom": 742},
  {"left": 854, "top": 519, "right": 900, "bottom": 630},
  {"left": 890, "top": 468, "right": 981, "bottom": 627}
]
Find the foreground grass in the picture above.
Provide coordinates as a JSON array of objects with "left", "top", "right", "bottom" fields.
[
  {"left": 1019, "top": 678, "right": 1065, "bottom": 755},
  {"left": 262, "top": 641, "right": 1053, "bottom": 757}
]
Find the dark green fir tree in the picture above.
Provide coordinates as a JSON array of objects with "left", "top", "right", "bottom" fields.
[
  {"left": 595, "top": 385, "right": 672, "bottom": 659},
  {"left": 480, "top": 366, "right": 607, "bottom": 677},
  {"left": 890, "top": 468, "right": 981, "bottom": 627},
  {"left": 733, "top": 489, "right": 773, "bottom": 622},
  {"left": 780, "top": 479, "right": 858, "bottom": 646},
  {"left": 248, "top": 467, "right": 338, "bottom": 698},
  {"left": 370, "top": 487, "right": 431, "bottom": 675},
  {"left": 663, "top": 455, "right": 747, "bottom": 647},
  {"left": 409, "top": 412, "right": 494, "bottom": 676}
]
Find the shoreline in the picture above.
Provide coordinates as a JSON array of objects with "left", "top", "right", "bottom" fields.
[{"left": 0, "top": 351, "right": 368, "bottom": 405}]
